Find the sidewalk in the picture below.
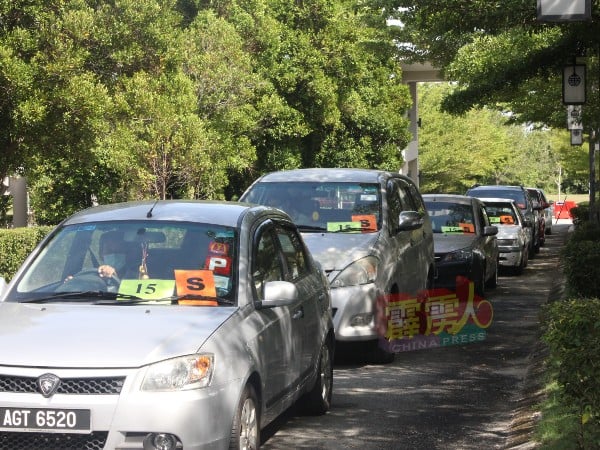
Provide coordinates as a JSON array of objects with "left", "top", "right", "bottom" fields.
[{"left": 505, "top": 220, "right": 573, "bottom": 449}]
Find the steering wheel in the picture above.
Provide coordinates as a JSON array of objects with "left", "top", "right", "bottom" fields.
[{"left": 55, "top": 269, "right": 119, "bottom": 292}]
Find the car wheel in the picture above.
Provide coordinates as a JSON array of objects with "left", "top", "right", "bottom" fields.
[
  {"left": 229, "top": 385, "right": 259, "bottom": 450},
  {"left": 514, "top": 251, "right": 526, "bottom": 275},
  {"left": 369, "top": 339, "right": 395, "bottom": 364},
  {"left": 475, "top": 267, "right": 486, "bottom": 297},
  {"left": 485, "top": 261, "right": 498, "bottom": 289},
  {"left": 299, "top": 339, "right": 333, "bottom": 415}
]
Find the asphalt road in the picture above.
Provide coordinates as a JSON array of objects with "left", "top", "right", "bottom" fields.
[{"left": 260, "top": 222, "right": 571, "bottom": 449}]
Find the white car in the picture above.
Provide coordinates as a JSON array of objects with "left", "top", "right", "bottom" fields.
[
  {"left": 0, "top": 200, "right": 334, "bottom": 449},
  {"left": 479, "top": 197, "right": 531, "bottom": 274},
  {"left": 241, "top": 168, "right": 435, "bottom": 363}
]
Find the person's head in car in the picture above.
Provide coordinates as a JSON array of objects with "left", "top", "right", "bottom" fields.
[{"left": 98, "top": 231, "right": 129, "bottom": 279}]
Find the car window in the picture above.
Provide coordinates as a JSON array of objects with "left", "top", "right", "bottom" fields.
[
  {"left": 274, "top": 226, "right": 310, "bottom": 281},
  {"left": 485, "top": 202, "right": 519, "bottom": 225},
  {"left": 243, "top": 181, "right": 382, "bottom": 232},
  {"left": 252, "top": 227, "right": 284, "bottom": 299},
  {"left": 13, "top": 221, "right": 237, "bottom": 304},
  {"left": 425, "top": 201, "right": 475, "bottom": 234}
]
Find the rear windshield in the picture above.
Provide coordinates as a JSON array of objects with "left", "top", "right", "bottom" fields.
[{"left": 244, "top": 182, "right": 382, "bottom": 233}]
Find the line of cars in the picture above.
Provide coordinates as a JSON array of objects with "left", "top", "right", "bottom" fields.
[
  {"left": 422, "top": 185, "right": 553, "bottom": 300},
  {"left": 0, "top": 169, "right": 553, "bottom": 449}
]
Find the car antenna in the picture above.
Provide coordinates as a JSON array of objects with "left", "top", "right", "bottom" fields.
[{"left": 147, "top": 199, "right": 159, "bottom": 218}]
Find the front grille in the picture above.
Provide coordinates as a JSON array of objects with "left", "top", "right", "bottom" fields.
[
  {"left": 0, "top": 431, "right": 108, "bottom": 450},
  {"left": 0, "top": 375, "right": 125, "bottom": 395}
]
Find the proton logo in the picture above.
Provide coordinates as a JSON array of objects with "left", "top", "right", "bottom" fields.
[{"left": 37, "top": 373, "right": 61, "bottom": 397}]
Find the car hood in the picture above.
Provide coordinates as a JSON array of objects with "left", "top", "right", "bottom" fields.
[
  {"left": 0, "top": 302, "right": 236, "bottom": 368},
  {"left": 433, "top": 234, "right": 477, "bottom": 254},
  {"left": 301, "top": 232, "right": 380, "bottom": 271}
]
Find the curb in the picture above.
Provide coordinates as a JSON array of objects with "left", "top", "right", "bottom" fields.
[{"left": 505, "top": 223, "right": 572, "bottom": 449}]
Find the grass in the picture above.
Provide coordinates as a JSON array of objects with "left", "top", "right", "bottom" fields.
[
  {"left": 546, "top": 193, "right": 590, "bottom": 204},
  {"left": 535, "top": 380, "right": 600, "bottom": 449}
]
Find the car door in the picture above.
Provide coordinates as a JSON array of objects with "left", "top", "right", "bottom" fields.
[
  {"left": 476, "top": 202, "right": 498, "bottom": 278},
  {"left": 272, "top": 223, "right": 323, "bottom": 377},
  {"left": 385, "top": 178, "right": 421, "bottom": 294},
  {"left": 250, "top": 221, "right": 302, "bottom": 406}
]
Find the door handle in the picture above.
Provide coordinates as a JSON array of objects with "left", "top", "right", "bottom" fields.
[{"left": 292, "top": 306, "right": 304, "bottom": 320}]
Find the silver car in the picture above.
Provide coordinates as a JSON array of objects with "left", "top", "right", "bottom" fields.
[
  {"left": 241, "top": 168, "right": 435, "bottom": 363},
  {"left": 479, "top": 197, "right": 531, "bottom": 275},
  {"left": 0, "top": 200, "right": 334, "bottom": 450}
]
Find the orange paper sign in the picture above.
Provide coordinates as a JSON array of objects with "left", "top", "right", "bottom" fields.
[
  {"left": 174, "top": 270, "right": 218, "bottom": 306},
  {"left": 351, "top": 214, "right": 377, "bottom": 232}
]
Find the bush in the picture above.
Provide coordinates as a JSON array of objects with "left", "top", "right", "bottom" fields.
[
  {"left": 542, "top": 298, "right": 600, "bottom": 444},
  {"left": 561, "top": 226, "right": 600, "bottom": 298},
  {"left": 0, "top": 226, "right": 54, "bottom": 281}
]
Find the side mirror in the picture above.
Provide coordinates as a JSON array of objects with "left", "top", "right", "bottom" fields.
[
  {"left": 483, "top": 225, "right": 498, "bottom": 236},
  {"left": 397, "top": 211, "right": 424, "bottom": 232},
  {"left": 258, "top": 280, "right": 299, "bottom": 308}
]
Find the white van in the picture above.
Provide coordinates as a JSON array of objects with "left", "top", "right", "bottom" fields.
[{"left": 241, "top": 168, "right": 435, "bottom": 362}]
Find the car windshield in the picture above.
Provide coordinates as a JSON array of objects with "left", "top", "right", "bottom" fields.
[
  {"left": 471, "top": 189, "right": 527, "bottom": 210},
  {"left": 484, "top": 203, "right": 519, "bottom": 226},
  {"left": 9, "top": 221, "right": 237, "bottom": 306},
  {"left": 425, "top": 201, "right": 475, "bottom": 234},
  {"left": 244, "top": 181, "right": 382, "bottom": 232}
]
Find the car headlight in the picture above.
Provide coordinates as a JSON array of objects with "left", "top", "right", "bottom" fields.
[
  {"left": 141, "top": 354, "right": 214, "bottom": 391},
  {"left": 440, "top": 248, "right": 472, "bottom": 263},
  {"left": 331, "top": 256, "right": 378, "bottom": 288}
]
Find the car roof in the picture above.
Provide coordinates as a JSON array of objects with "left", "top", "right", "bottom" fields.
[
  {"left": 477, "top": 197, "right": 519, "bottom": 205},
  {"left": 253, "top": 168, "right": 403, "bottom": 183},
  {"left": 61, "top": 200, "right": 269, "bottom": 228},
  {"left": 422, "top": 194, "right": 480, "bottom": 205},
  {"left": 467, "top": 185, "right": 524, "bottom": 191}
]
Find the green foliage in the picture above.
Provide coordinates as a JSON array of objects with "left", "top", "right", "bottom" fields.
[
  {"left": 418, "top": 83, "right": 564, "bottom": 194},
  {"left": 0, "top": 0, "right": 412, "bottom": 220},
  {"left": 394, "top": 1, "right": 600, "bottom": 130},
  {"left": 542, "top": 298, "right": 600, "bottom": 444},
  {"left": 561, "top": 239, "right": 600, "bottom": 299},
  {"left": 0, "top": 226, "right": 53, "bottom": 280}
]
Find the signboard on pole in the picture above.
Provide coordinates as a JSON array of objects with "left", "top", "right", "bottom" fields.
[
  {"left": 571, "top": 129, "right": 583, "bottom": 146},
  {"left": 563, "top": 65, "right": 586, "bottom": 105},
  {"left": 567, "top": 105, "right": 583, "bottom": 130},
  {"left": 537, "top": 0, "right": 591, "bottom": 21}
]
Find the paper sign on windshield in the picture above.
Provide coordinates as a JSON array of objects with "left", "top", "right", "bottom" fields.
[
  {"left": 351, "top": 214, "right": 377, "bottom": 232},
  {"left": 175, "top": 270, "right": 217, "bottom": 305},
  {"left": 118, "top": 279, "right": 175, "bottom": 299}
]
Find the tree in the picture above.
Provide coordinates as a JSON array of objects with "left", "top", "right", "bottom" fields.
[
  {"left": 391, "top": 1, "right": 600, "bottom": 129},
  {"left": 418, "top": 82, "right": 566, "bottom": 194}
]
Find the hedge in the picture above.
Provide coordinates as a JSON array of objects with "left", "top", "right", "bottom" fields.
[
  {"left": 0, "top": 226, "right": 54, "bottom": 281},
  {"left": 542, "top": 298, "right": 600, "bottom": 441}
]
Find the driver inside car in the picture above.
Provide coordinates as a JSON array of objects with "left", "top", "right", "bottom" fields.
[{"left": 97, "top": 231, "right": 141, "bottom": 281}]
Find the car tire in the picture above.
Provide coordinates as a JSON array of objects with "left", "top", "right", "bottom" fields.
[
  {"left": 299, "top": 339, "right": 333, "bottom": 415},
  {"left": 368, "top": 339, "right": 395, "bottom": 364},
  {"left": 514, "top": 250, "right": 526, "bottom": 275},
  {"left": 485, "top": 261, "right": 498, "bottom": 289},
  {"left": 229, "top": 384, "right": 260, "bottom": 450},
  {"left": 475, "top": 267, "right": 486, "bottom": 297}
]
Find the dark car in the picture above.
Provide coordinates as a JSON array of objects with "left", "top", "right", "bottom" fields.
[
  {"left": 527, "top": 187, "right": 552, "bottom": 238},
  {"left": 465, "top": 184, "right": 540, "bottom": 255},
  {"left": 423, "top": 194, "right": 499, "bottom": 297}
]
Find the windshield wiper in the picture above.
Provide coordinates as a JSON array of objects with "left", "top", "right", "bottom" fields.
[
  {"left": 169, "top": 294, "right": 235, "bottom": 306},
  {"left": 296, "top": 224, "right": 327, "bottom": 231},
  {"left": 20, "top": 291, "right": 143, "bottom": 304}
]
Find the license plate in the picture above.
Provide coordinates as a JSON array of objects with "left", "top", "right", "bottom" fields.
[{"left": 0, "top": 407, "right": 91, "bottom": 433}]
